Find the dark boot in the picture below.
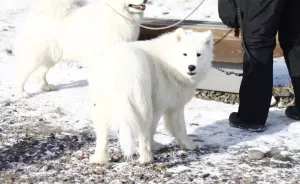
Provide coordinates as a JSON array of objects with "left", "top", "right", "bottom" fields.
[
  {"left": 229, "top": 112, "right": 266, "bottom": 132},
  {"left": 285, "top": 106, "right": 300, "bottom": 120}
]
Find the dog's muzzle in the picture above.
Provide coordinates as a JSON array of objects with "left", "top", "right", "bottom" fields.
[{"left": 128, "top": 4, "right": 146, "bottom": 11}]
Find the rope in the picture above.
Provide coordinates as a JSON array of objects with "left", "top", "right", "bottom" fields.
[
  {"left": 105, "top": 0, "right": 206, "bottom": 30},
  {"left": 213, "top": 28, "right": 233, "bottom": 46}
]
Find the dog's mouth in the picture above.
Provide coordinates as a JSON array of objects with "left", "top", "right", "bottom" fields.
[
  {"left": 187, "top": 72, "right": 196, "bottom": 76},
  {"left": 128, "top": 4, "right": 146, "bottom": 11}
]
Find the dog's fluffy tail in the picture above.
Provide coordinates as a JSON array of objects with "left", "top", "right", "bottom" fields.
[
  {"left": 117, "top": 90, "right": 152, "bottom": 159},
  {"left": 29, "top": 0, "right": 86, "bottom": 18},
  {"left": 117, "top": 102, "right": 141, "bottom": 158}
]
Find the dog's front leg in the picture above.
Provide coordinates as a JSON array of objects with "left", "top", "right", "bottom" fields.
[
  {"left": 164, "top": 107, "right": 198, "bottom": 150},
  {"left": 149, "top": 114, "right": 166, "bottom": 151}
]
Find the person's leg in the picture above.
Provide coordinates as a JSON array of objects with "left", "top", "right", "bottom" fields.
[
  {"left": 277, "top": 0, "right": 300, "bottom": 120},
  {"left": 230, "top": 0, "right": 286, "bottom": 131}
]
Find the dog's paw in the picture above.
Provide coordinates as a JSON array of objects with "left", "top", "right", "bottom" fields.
[
  {"left": 89, "top": 153, "right": 108, "bottom": 164},
  {"left": 41, "top": 84, "right": 56, "bottom": 91},
  {"left": 138, "top": 149, "right": 153, "bottom": 165},
  {"left": 14, "top": 91, "right": 31, "bottom": 99},
  {"left": 151, "top": 141, "right": 166, "bottom": 151},
  {"left": 180, "top": 139, "right": 197, "bottom": 151},
  {"left": 138, "top": 154, "right": 153, "bottom": 165}
]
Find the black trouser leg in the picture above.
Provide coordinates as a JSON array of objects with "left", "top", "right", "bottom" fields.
[
  {"left": 278, "top": 0, "right": 300, "bottom": 110},
  {"left": 237, "top": 0, "right": 286, "bottom": 125},
  {"left": 238, "top": 49, "right": 273, "bottom": 125}
]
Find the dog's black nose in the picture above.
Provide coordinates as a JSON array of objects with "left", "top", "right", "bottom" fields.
[{"left": 188, "top": 65, "right": 196, "bottom": 72}]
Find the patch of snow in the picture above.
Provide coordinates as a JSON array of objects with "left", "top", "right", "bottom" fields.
[{"left": 167, "top": 165, "right": 191, "bottom": 173}]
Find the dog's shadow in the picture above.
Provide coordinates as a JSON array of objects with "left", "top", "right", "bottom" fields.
[
  {"left": 55, "top": 79, "right": 88, "bottom": 90},
  {"left": 153, "top": 109, "right": 298, "bottom": 163},
  {"left": 193, "top": 110, "right": 297, "bottom": 148},
  {"left": 24, "top": 80, "right": 89, "bottom": 98}
]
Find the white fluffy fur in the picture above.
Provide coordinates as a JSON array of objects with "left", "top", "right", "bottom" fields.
[
  {"left": 87, "top": 28, "right": 214, "bottom": 164},
  {"left": 14, "top": 0, "right": 146, "bottom": 98}
]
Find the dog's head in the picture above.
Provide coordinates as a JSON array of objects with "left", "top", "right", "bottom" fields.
[
  {"left": 110, "top": 0, "right": 147, "bottom": 14},
  {"left": 167, "top": 28, "right": 214, "bottom": 83},
  {"left": 127, "top": 0, "right": 147, "bottom": 14}
]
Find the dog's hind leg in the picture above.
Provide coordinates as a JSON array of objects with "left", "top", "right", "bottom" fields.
[
  {"left": 132, "top": 94, "right": 154, "bottom": 164},
  {"left": 138, "top": 121, "right": 153, "bottom": 164},
  {"left": 164, "top": 107, "right": 198, "bottom": 150},
  {"left": 36, "top": 62, "right": 56, "bottom": 91},
  {"left": 89, "top": 102, "right": 109, "bottom": 164},
  {"left": 14, "top": 56, "right": 42, "bottom": 98}
]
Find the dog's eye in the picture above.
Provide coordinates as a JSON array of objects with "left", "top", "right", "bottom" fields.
[
  {"left": 143, "top": 0, "right": 148, "bottom": 3},
  {"left": 183, "top": 53, "right": 187, "bottom": 56},
  {"left": 197, "top": 53, "right": 201, "bottom": 57}
]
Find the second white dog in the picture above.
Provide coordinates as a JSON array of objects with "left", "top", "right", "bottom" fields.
[
  {"left": 87, "top": 28, "right": 214, "bottom": 164},
  {"left": 14, "top": 0, "right": 147, "bottom": 98}
]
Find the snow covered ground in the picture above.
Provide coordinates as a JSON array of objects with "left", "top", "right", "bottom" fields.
[
  {"left": 143, "top": 0, "right": 221, "bottom": 22},
  {"left": 0, "top": 0, "right": 299, "bottom": 183}
]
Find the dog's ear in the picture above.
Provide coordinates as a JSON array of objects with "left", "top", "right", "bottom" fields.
[
  {"left": 204, "top": 30, "right": 213, "bottom": 46},
  {"left": 175, "top": 28, "right": 185, "bottom": 42}
]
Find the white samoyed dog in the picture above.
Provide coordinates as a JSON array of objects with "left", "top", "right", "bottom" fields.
[
  {"left": 13, "top": 0, "right": 147, "bottom": 98},
  {"left": 87, "top": 28, "right": 214, "bottom": 164}
]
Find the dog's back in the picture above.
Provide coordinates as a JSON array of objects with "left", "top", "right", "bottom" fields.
[{"left": 27, "top": 0, "right": 82, "bottom": 18}]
